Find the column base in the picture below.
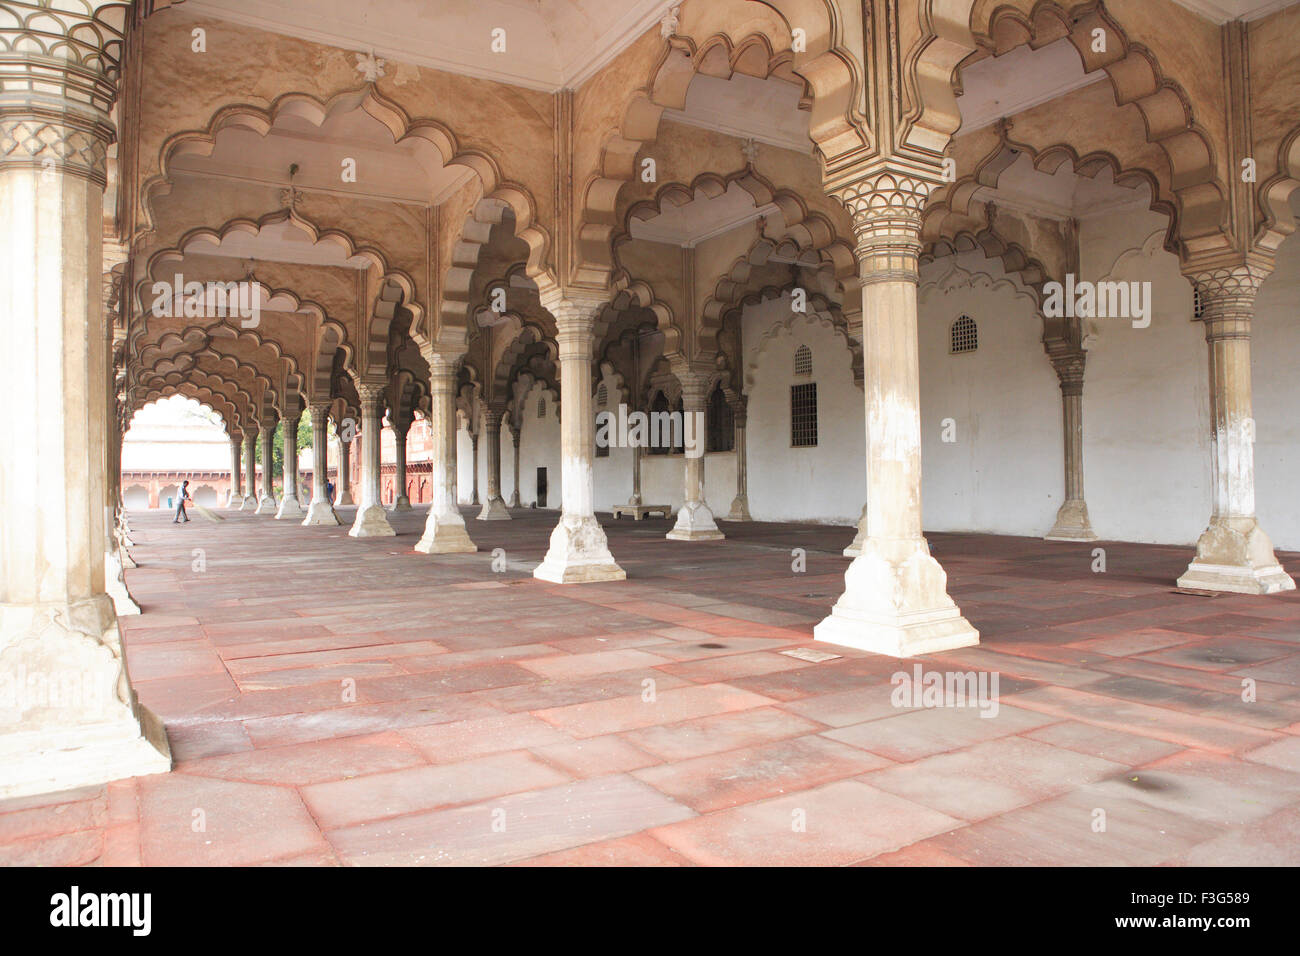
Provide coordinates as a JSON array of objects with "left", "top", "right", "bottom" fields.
[
  {"left": 725, "top": 494, "right": 752, "bottom": 522},
  {"left": 275, "top": 496, "right": 305, "bottom": 519},
  {"left": 337, "top": 491, "right": 355, "bottom": 506},
  {"left": 414, "top": 510, "right": 477, "bottom": 553},
  {"left": 1045, "top": 498, "right": 1098, "bottom": 542},
  {"left": 843, "top": 503, "right": 868, "bottom": 557},
  {"left": 0, "top": 598, "right": 172, "bottom": 800},
  {"left": 814, "top": 537, "right": 979, "bottom": 658},
  {"left": 253, "top": 496, "right": 277, "bottom": 515},
  {"left": 1177, "top": 517, "right": 1296, "bottom": 595},
  {"left": 239, "top": 495, "right": 257, "bottom": 511},
  {"left": 301, "top": 500, "right": 341, "bottom": 526},
  {"left": 348, "top": 504, "right": 396, "bottom": 537},
  {"left": 105, "top": 550, "right": 140, "bottom": 616},
  {"left": 667, "top": 501, "right": 725, "bottom": 541},
  {"left": 534, "top": 514, "right": 626, "bottom": 583},
  {"left": 477, "top": 495, "right": 511, "bottom": 520},
  {"left": 119, "top": 548, "right": 137, "bottom": 570},
  {"left": 507, "top": 493, "right": 521, "bottom": 508},
  {"left": 391, "top": 495, "right": 412, "bottom": 513}
]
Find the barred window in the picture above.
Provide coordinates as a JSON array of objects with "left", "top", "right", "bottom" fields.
[
  {"left": 596, "top": 382, "right": 608, "bottom": 407},
  {"left": 706, "top": 384, "right": 733, "bottom": 453},
  {"left": 1193, "top": 287, "right": 1205, "bottom": 319},
  {"left": 950, "top": 314, "right": 977, "bottom": 354},
  {"left": 791, "top": 382, "right": 817, "bottom": 447},
  {"left": 794, "top": 344, "right": 812, "bottom": 377},
  {"left": 595, "top": 384, "right": 610, "bottom": 458},
  {"left": 537, "top": 396, "right": 546, "bottom": 418}
]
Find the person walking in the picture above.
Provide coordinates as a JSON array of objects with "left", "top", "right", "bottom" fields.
[
  {"left": 326, "top": 479, "right": 335, "bottom": 504},
  {"left": 173, "top": 479, "right": 192, "bottom": 523}
]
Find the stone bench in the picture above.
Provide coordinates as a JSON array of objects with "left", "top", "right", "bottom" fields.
[{"left": 610, "top": 504, "right": 673, "bottom": 520}]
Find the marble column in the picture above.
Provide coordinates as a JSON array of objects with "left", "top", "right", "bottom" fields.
[
  {"left": 813, "top": 170, "right": 978, "bottom": 657},
  {"left": 227, "top": 436, "right": 242, "bottom": 507},
  {"left": 725, "top": 404, "right": 752, "bottom": 520},
  {"left": 349, "top": 384, "right": 395, "bottom": 537},
  {"left": 533, "top": 296, "right": 625, "bottom": 582},
  {"left": 391, "top": 421, "right": 412, "bottom": 512},
  {"left": 255, "top": 418, "right": 278, "bottom": 515},
  {"left": 241, "top": 428, "right": 258, "bottom": 510},
  {"left": 415, "top": 353, "right": 476, "bottom": 552},
  {"left": 470, "top": 431, "right": 481, "bottom": 506},
  {"left": 668, "top": 372, "right": 724, "bottom": 541},
  {"left": 478, "top": 408, "right": 510, "bottom": 520},
  {"left": 1044, "top": 345, "right": 1097, "bottom": 541},
  {"left": 628, "top": 442, "right": 643, "bottom": 507},
  {"left": 335, "top": 427, "right": 354, "bottom": 506},
  {"left": 275, "top": 407, "right": 305, "bottom": 519},
  {"left": 0, "top": 7, "right": 170, "bottom": 798},
  {"left": 507, "top": 423, "right": 522, "bottom": 508},
  {"left": 1177, "top": 263, "right": 1294, "bottom": 594},
  {"left": 303, "top": 403, "right": 341, "bottom": 526}
]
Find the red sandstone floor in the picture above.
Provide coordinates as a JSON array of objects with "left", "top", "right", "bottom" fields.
[{"left": 4, "top": 505, "right": 1300, "bottom": 866}]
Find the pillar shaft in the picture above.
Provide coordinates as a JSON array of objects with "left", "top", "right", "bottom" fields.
[
  {"left": 629, "top": 442, "right": 643, "bottom": 506},
  {"left": 303, "top": 403, "right": 340, "bottom": 526},
  {"left": 1044, "top": 346, "right": 1097, "bottom": 541},
  {"left": 241, "top": 429, "right": 258, "bottom": 509},
  {"left": 348, "top": 384, "right": 395, "bottom": 537},
  {"left": 508, "top": 426, "right": 521, "bottom": 508},
  {"left": 335, "top": 431, "right": 353, "bottom": 505},
  {"left": 813, "top": 169, "right": 978, "bottom": 657},
  {"left": 533, "top": 298, "right": 624, "bottom": 583},
  {"left": 0, "top": 9, "right": 170, "bottom": 796},
  {"left": 275, "top": 411, "right": 304, "bottom": 518},
  {"left": 1178, "top": 264, "right": 1293, "bottom": 594},
  {"left": 668, "top": 372, "right": 723, "bottom": 540},
  {"left": 228, "top": 437, "right": 241, "bottom": 507},
  {"left": 726, "top": 406, "right": 752, "bottom": 520},
  {"left": 416, "top": 354, "right": 476, "bottom": 551},
  {"left": 391, "top": 423, "right": 411, "bottom": 511},
  {"left": 478, "top": 408, "right": 510, "bottom": 520},
  {"left": 254, "top": 420, "right": 278, "bottom": 514}
]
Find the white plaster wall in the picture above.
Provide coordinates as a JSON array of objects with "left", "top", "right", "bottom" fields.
[
  {"left": 918, "top": 254, "right": 1062, "bottom": 536},
  {"left": 1252, "top": 231, "right": 1300, "bottom": 552},
  {"left": 516, "top": 381, "right": 562, "bottom": 509},
  {"left": 1078, "top": 211, "right": 1209, "bottom": 545},
  {"left": 742, "top": 297, "right": 865, "bottom": 524}
]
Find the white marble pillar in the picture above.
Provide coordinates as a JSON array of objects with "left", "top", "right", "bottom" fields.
[
  {"left": 391, "top": 421, "right": 412, "bottom": 512},
  {"left": 335, "top": 429, "right": 354, "bottom": 506},
  {"left": 227, "top": 436, "right": 242, "bottom": 507},
  {"left": 275, "top": 408, "right": 305, "bottom": 519},
  {"left": 1178, "top": 264, "right": 1294, "bottom": 594},
  {"left": 255, "top": 419, "right": 278, "bottom": 515},
  {"left": 725, "top": 404, "right": 752, "bottom": 520},
  {"left": 349, "top": 384, "right": 395, "bottom": 537},
  {"left": 470, "top": 431, "right": 481, "bottom": 506},
  {"left": 478, "top": 407, "right": 510, "bottom": 520},
  {"left": 813, "top": 170, "right": 978, "bottom": 657},
  {"left": 668, "top": 372, "right": 724, "bottom": 541},
  {"left": 241, "top": 429, "right": 258, "bottom": 510},
  {"left": 416, "top": 353, "right": 477, "bottom": 552},
  {"left": 507, "top": 423, "right": 522, "bottom": 508},
  {"left": 1044, "top": 347, "right": 1097, "bottom": 541},
  {"left": 0, "top": 10, "right": 170, "bottom": 797},
  {"left": 629, "top": 442, "right": 643, "bottom": 506},
  {"left": 303, "top": 403, "right": 340, "bottom": 526},
  {"left": 534, "top": 297, "right": 625, "bottom": 582}
]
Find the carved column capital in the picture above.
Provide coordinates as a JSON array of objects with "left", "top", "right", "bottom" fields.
[
  {"left": 829, "top": 170, "right": 937, "bottom": 283},
  {"left": 355, "top": 382, "right": 386, "bottom": 412},
  {"left": 1188, "top": 263, "right": 1269, "bottom": 342}
]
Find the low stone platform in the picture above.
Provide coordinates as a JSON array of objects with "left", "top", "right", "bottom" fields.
[
  {"left": 610, "top": 504, "right": 673, "bottom": 520},
  {"left": 2, "top": 506, "right": 1298, "bottom": 866}
]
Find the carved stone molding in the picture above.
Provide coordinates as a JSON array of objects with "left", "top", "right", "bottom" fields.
[{"left": 830, "top": 171, "right": 938, "bottom": 282}]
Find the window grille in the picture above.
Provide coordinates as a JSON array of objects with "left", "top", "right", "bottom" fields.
[
  {"left": 950, "top": 314, "right": 978, "bottom": 353},
  {"left": 791, "top": 382, "right": 817, "bottom": 447},
  {"left": 794, "top": 344, "right": 812, "bottom": 377}
]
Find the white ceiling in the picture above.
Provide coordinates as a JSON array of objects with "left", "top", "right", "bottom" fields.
[
  {"left": 629, "top": 181, "right": 779, "bottom": 246},
  {"left": 973, "top": 151, "right": 1150, "bottom": 222},
  {"left": 183, "top": 0, "right": 677, "bottom": 92},
  {"left": 663, "top": 73, "right": 812, "bottom": 155},
  {"left": 1171, "top": 0, "right": 1298, "bottom": 21},
  {"left": 957, "top": 38, "right": 1103, "bottom": 135}
]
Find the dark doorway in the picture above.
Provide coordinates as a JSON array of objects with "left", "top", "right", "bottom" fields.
[{"left": 536, "top": 467, "right": 547, "bottom": 508}]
